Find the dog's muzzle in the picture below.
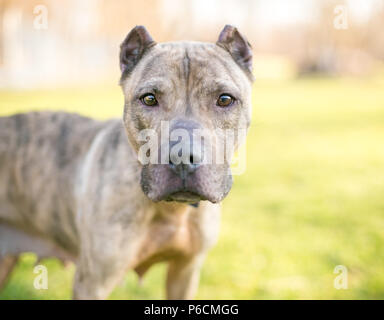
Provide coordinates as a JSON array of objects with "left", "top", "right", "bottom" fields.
[{"left": 140, "top": 120, "right": 233, "bottom": 204}]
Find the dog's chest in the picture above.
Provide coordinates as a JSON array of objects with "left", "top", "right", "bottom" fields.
[{"left": 133, "top": 206, "right": 201, "bottom": 277}]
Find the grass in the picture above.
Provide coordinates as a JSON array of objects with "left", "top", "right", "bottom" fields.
[{"left": 0, "top": 77, "right": 384, "bottom": 299}]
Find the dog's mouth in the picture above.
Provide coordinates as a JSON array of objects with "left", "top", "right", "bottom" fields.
[
  {"left": 164, "top": 190, "right": 205, "bottom": 203},
  {"left": 140, "top": 163, "right": 232, "bottom": 204}
]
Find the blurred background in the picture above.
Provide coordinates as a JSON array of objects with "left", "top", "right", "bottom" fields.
[{"left": 0, "top": 0, "right": 384, "bottom": 299}]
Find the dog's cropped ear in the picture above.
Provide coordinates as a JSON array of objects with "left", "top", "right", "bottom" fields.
[
  {"left": 217, "top": 25, "right": 253, "bottom": 75},
  {"left": 120, "top": 26, "right": 156, "bottom": 76}
]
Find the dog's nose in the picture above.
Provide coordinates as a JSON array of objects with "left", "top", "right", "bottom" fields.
[
  {"left": 167, "top": 119, "right": 204, "bottom": 180},
  {"left": 169, "top": 154, "right": 201, "bottom": 180}
]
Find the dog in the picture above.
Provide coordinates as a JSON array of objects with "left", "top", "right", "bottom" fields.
[{"left": 0, "top": 25, "right": 253, "bottom": 299}]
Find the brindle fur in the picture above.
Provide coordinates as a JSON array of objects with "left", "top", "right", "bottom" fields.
[{"left": 0, "top": 25, "right": 252, "bottom": 299}]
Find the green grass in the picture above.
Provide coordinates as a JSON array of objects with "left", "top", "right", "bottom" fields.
[{"left": 1, "top": 77, "right": 384, "bottom": 299}]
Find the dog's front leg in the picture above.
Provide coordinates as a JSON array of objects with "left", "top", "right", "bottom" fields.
[
  {"left": 0, "top": 255, "right": 18, "bottom": 291},
  {"left": 166, "top": 253, "right": 206, "bottom": 300},
  {"left": 72, "top": 226, "right": 142, "bottom": 300},
  {"left": 73, "top": 258, "right": 126, "bottom": 300},
  {"left": 73, "top": 245, "right": 140, "bottom": 300}
]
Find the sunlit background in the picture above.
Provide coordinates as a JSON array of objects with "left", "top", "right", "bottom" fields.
[{"left": 0, "top": 0, "right": 384, "bottom": 299}]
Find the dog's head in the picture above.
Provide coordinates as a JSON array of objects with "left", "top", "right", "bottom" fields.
[{"left": 119, "top": 25, "right": 253, "bottom": 204}]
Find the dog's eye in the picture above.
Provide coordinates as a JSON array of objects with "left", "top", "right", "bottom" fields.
[
  {"left": 217, "top": 94, "right": 235, "bottom": 107},
  {"left": 140, "top": 93, "right": 158, "bottom": 106}
]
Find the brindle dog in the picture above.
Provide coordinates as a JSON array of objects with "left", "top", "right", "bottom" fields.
[{"left": 0, "top": 25, "right": 253, "bottom": 299}]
